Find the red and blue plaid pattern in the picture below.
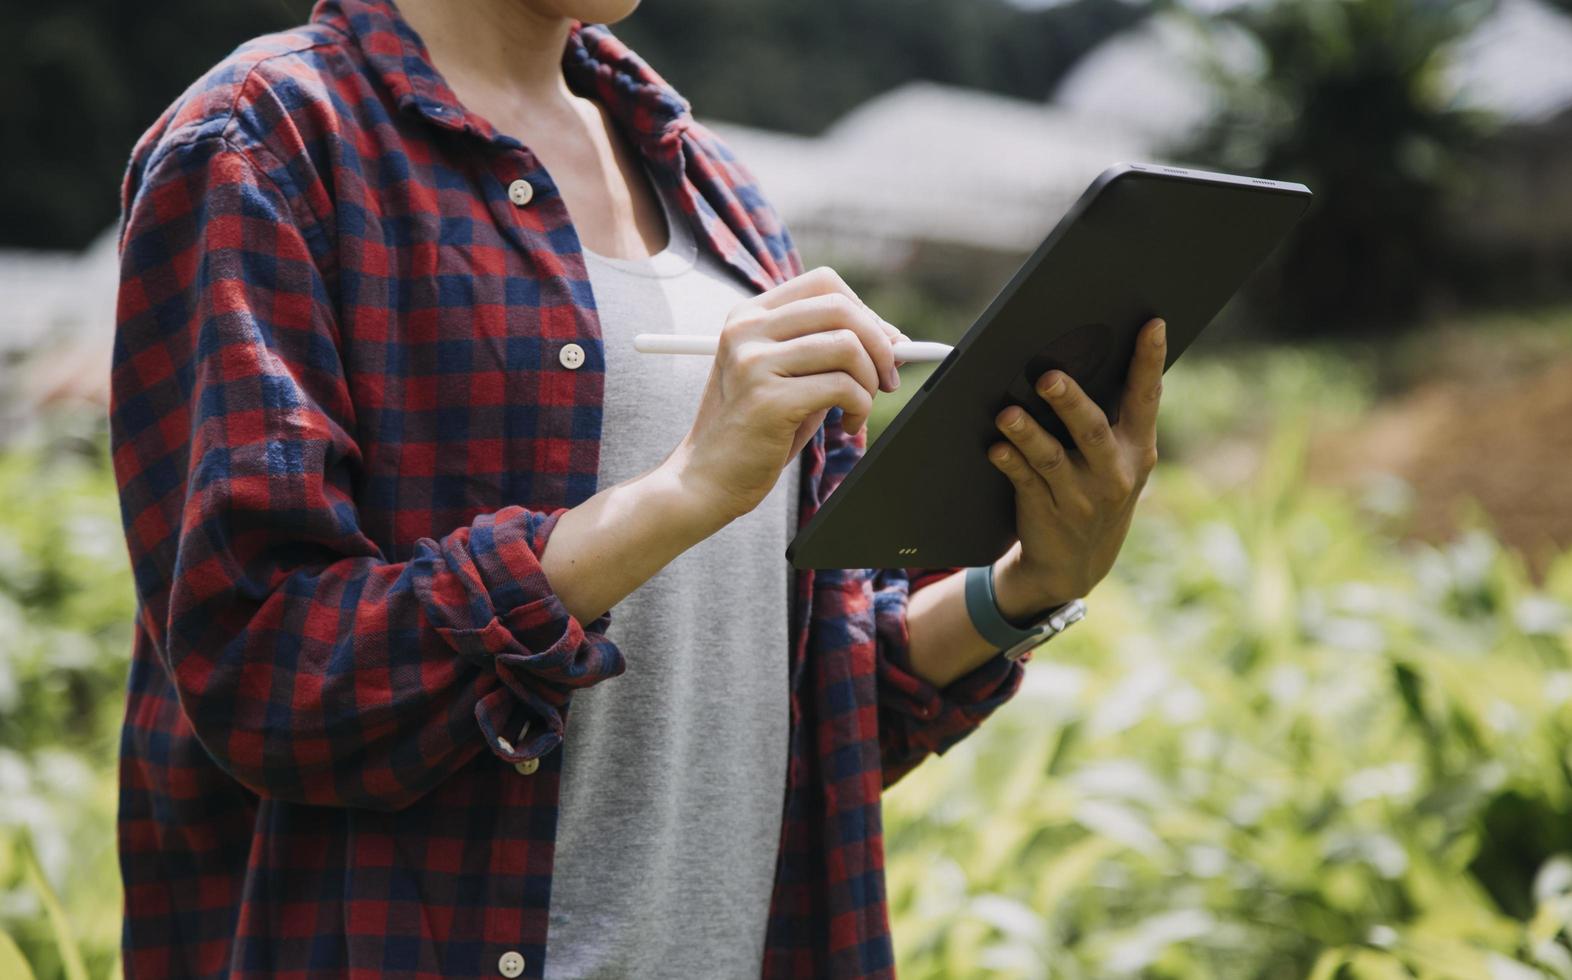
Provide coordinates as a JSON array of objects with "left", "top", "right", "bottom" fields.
[{"left": 109, "top": 1, "right": 1027, "bottom": 975}]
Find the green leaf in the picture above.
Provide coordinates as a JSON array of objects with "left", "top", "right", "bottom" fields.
[
  {"left": 22, "top": 844, "right": 89, "bottom": 980},
  {"left": 1309, "top": 947, "right": 1350, "bottom": 980},
  {"left": 0, "top": 930, "right": 38, "bottom": 980}
]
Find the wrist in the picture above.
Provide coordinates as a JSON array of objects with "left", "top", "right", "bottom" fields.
[
  {"left": 991, "top": 547, "right": 1074, "bottom": 626},
  {"left": 644, "top": 459, "right": 736, "bottom": 549}
]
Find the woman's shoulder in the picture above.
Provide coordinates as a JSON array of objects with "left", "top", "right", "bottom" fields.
[{"left": 123, "top": 20, "right": 360, "bottom": 202}]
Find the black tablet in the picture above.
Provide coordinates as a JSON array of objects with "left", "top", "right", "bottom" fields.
[{"left": 785, "top": 162, "right": 1313, "bottom": 570}]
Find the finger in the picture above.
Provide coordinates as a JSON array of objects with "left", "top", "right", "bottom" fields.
[
  {"left": 986, "top": 440, "right": 1058, "bottom": 509},
  {"left": 851, "top": 294, "right": 908, "bottom": 360},
  {"left": 879, "top": 319, "right": 912, "bottom": 369},
  {"left": 1036, "top": 369, "right": 1121, "bottom": 476},
  {"left": 765, "top": 328, "right": 882, "bottom": 403},
  {"left": 1118, "top": 317, "right": 1166, "bottom": 447},
  {"left": 778, "top": 371, "right": 875, "bottom": 438},
  {"left": 790, "top": 407, "right": 830, "bottom": 459},
  {"left": 745, "top": 266, "right": 903, "bottom": 387},
  {"left": 746, "top": 291, "right": 898, "bottom": 392},
  {"left": 751, "top": 265, "right": 863, "bottom": 312},
  {"left": 994, "top": 405, "right": 1077, "bottom": 502}
]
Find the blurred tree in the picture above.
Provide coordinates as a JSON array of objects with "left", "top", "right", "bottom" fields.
[
  {"left": 0, "top": 0, "right": 313, "bottom": 251},
  {"left": 612, "top": 0, "right": 1147, "bottom": 135},
  {"left": 0, "top": 0, "right": 1144, "bottom": 250},
  {"left": 1180, "top": 0, "right": 1498, "bottom": 337}
]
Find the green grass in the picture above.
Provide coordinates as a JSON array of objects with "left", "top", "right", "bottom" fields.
[
  {"left": 3, "top": 326, "right": 1572, "bottom": 977},
  {"left": 885, "top": 421, "right": 1572, "bottom": 979},
  {"left": 0, "top": 414, "right": 130, "bottom": 980}
]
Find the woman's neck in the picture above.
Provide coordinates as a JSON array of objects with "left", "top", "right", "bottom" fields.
[{"left": 393, "top": 0, "right": 578, "bottom": 115}]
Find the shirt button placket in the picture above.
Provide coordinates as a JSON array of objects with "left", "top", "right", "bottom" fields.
[
  {"left": 500, "top": 166, "right": 585, "bottom": 379},
  {"left": 498, "top": 950, "right": 526, "bottom": 978}
]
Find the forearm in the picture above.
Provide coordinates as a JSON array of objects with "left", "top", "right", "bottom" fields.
[
  {"left": 539, "top": 460, "right": 731, "bottom": 627},
  {"left": 905, "top": 542, "right": 1069, "bottom": 689}
]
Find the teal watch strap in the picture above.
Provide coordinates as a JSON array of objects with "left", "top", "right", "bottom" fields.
[
  {"left": 964, "top": 565, "right": 1087, "bottom": 661},
  {"left": 964, "top": 563, "right": 1043, "bottom": 649}
]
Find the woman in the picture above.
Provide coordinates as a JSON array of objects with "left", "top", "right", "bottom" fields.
[{"left": 109, "top": 0, "right": 1166, "bottom": 976}]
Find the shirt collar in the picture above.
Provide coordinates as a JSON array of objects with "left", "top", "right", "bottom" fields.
[{"left": 311, "top": 0, "right": 693, "bottom": 151}]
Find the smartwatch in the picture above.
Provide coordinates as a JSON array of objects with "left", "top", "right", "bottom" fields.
[{"left": 963, "top": 564, "right": 1086, "bottom": 662}]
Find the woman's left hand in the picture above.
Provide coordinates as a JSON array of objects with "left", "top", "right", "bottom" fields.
[{"left": 984, "top": 317, "right": 1167, "bottom": 622}]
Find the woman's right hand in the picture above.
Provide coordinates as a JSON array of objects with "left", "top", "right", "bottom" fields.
[{"left": 665, "top": 266, "right": 908, "bottom": 523}]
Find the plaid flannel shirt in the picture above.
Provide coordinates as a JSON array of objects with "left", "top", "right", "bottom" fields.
[{"left": 109, "top": 1, "right": 1028, "bottom": 976}]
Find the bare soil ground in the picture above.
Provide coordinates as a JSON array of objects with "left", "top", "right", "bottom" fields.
[{"left": 1305, "top": 355, "right": 1572, "bottom": 580}]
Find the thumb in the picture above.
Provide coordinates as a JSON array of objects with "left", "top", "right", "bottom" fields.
[{"left": 790, "top": 408, "right": 830, "bottom": 459}]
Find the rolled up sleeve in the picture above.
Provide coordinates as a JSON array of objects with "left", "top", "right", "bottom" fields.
[
  {"left": 816, "top": 407, "right": 1027, "bottom": 790},
  {"left": 112, "top": 134, "right": 622, "bottom": 812},
  {"left": 870, "top": 564, "right": 1028, "bottom": 788}
]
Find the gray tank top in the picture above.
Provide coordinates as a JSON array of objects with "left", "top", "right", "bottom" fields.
[{"left": 542, "top": 163, "right": 798, "bottom": 979}]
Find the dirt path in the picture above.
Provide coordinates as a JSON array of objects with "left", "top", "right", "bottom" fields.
[{"left": 1305, "top": 357, "right": 1572, "bottom": 578}]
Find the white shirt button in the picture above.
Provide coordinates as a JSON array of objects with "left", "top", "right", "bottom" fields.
[
  {"left": 507, "top": 179, "right": 534, "bottom": 207},
  {"left": 558, "top": 342, "right": 585, "bottom": 370},
  {"left": 498, "top": 950, "right": 526, "bottom": 977},
  {"left": 514, "top": 757, "right": 540, "bottom": 776}
]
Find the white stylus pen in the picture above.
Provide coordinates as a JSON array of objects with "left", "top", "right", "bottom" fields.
[{"left": 632, "top": 333, "right": 954, "bottom": 363}]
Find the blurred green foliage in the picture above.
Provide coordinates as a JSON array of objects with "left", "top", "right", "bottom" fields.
[
  {"left": 0, "top": 415, "right": 131, "bottom": 980},
  {"left": 4, "top": 343, "right": 1572, "bottom": 977},
  {"left": 0, "top": 0, "right": 315, "bottom": 249},
  {"left": 612, "top": 0, "right": 1143, "bottom": 134},
  {"left": 885, "top": 426, "right": 1572, "bottom": 977},
  {"left": 0, "top": 0, "right": 1141, "bottom": 250}
]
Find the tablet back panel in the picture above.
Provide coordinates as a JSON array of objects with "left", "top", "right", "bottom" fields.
[{"left": 786, "top": 164, "right": 1312, "bottom": 570}]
